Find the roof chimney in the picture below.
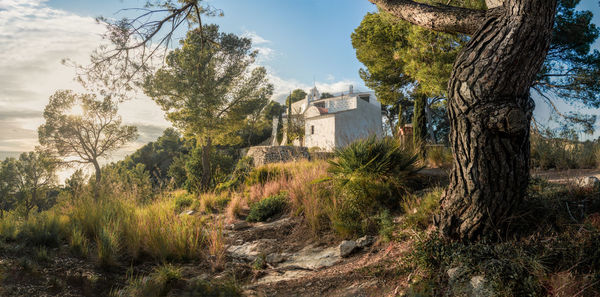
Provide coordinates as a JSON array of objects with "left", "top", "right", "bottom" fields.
[{"left": 349, "top": 85, "right": 354, "bottom": 94}]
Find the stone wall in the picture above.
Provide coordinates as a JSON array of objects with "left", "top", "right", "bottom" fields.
[{"left": 246, "top": 146, "right": 311, "bottom": 167}]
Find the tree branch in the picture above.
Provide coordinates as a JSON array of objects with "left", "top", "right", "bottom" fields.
[{"left": 368, "top": 0, "right": 497, "bottom": 35}]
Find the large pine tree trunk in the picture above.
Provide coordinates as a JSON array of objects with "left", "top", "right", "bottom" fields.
[{"left": 437, "top": 0, "right": 557, "bottom": 240}]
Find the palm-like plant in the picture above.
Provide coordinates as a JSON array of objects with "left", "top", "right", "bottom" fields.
[{"left": 328, "top": 136, "right": 422, "bottom": 207}]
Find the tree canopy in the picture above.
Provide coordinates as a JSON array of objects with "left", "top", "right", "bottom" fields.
[{"left": 38, "top": 90, "right": 138, "bottom": 198}]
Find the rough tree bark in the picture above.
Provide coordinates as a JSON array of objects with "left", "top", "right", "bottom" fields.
[
  {"left": 413, "top": 94, "right": 428, "bottom": 157},
  {"left": 370, "top": 0, "right": 558, "bottom": 240}
]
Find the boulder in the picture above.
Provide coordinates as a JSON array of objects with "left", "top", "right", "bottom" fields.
[
  {"left": 356, "top": 236, "right": 376, "bottom": 248},
  {"left": 227, "top": 239, "right": 277, "bottom": 262},
  {"left": 577, "top": 176, "right": 600, "bottom": 189},
  {"left": 226, "top": 221, "right": 250, "bottom": 231},
  {"left": 339, "top": 240, "right": 357, "bottom": 258},
  {"left": 470, "top": 275, "right": 495, "bottom": 297}
]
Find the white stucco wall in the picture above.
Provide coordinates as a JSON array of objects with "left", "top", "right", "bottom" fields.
[
  {"left": 334, "top": 98, "right": 383, "bottom": 148},
  {"left": 304, "top": 115, "right": 336, "bottom": 151}
]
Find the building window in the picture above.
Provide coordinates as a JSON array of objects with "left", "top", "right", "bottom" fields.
[
  {"left": 311, "top": 125, "right": 315, "bottom": 135},
  {"left": 359, "top": 95, "right": 370, "bottom": 102},
  {"left": 314, "top": 102, "right": 325, "bottom": 108}
]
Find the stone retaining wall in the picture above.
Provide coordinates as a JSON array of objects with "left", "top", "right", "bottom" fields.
[{"left": 246, "top": 146, "right": 311, "bottom": 167}]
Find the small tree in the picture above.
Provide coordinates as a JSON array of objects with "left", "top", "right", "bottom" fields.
[
  {"left": 38, "top": 90, "right": 138, "bottom": 199},
  {"left": 143, "top": 25, "right": 273, "bottom": 191},
  {"left": 14, "top": 151, "right": 57, "bottom": 218},
  {"left": 0, "top": 158, "right": 18, "bottom": 218}
]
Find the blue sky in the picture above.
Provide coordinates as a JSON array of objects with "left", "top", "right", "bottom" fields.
[{"left": 46, "top": 0, "right": 378, "bottom": 95}]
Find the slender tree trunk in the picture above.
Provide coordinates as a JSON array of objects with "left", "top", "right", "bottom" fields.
[
  {"left": 93, "top": 160, "right": 101, "bottom": 201},
  {"left": 437, "top": 0, "right": 557, "bottom": 240},
  {"left": 413, "top": 94, "right": 428, "bottom": 157},
  {"left": 425, "top": 99, "right": 436, "bottom": 143},
  {"left": 201, "top": 136, "right": 212, "bottom": 191}
]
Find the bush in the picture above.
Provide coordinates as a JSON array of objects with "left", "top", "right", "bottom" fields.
[
  {"left": 401, "top": 188, "right": 443, "bottom": 231},
  {"left": 425, "top": 145, "right": 453, "bottom": 168},
  {"left": 246, "top": 192, "right": 288, "bottom": 222},
  {"left": 17, "top": 212, "right": 65, "bottom": 248},
  {"left": 173, "top": 191, "right": 195, "bottom": 211},
  {"left": 200, "top": 193, "right": 230, "bottom": 213},
  {"left": 214, "top": 156, "right": 254, "bottom": 193},
  {"left": 246, "top": 165, "right": 289, "bottom": 186},
  {"left": 182, "top": 278, "right": 241, "bottom": 297},
  {"left": 114, "top": 264, "right": 182, "bottom": 297},
  {"left": 325, "top": 137, "right": 421, "bottom": 237},
  {"left": 328, "top": 136, "right": 422, "bottom": 208}
]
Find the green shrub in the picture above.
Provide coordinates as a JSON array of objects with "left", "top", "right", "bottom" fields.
[
  {"left": 328, "top": 136, "right": 422, "bottom": 209},
  {"left": 96, "top": 223, "right": 120, "bottom": 268},
  {"left": 69, "top": 227, "right": 89, "bottom": 258},
  {"left": 182, "top": 278, "right": 241, "bottom": 297},
  {"left": 215, "top": 156, "right": 254, "bottom": 192},
  {"left": 17, "top": 212, "right": 64, "bottom": 247},
  {"left": 114, "top": 264, "right": 182, "bottom": 297},
  {"left": 325, "top": 137, "right": 421, "bottom": 237},
  {"left": 173, "top": 192, "right": 195, "bottom": 211},
  {"left": 200, "top": 193, "right": 231, "bottom": 213},
  {"left": 402, "top": 188, "right": 443, "bottom": 231},
  {"left": 246, "top": 192, "right": 288, "bottom": 222},
  {"left": 246, "top": 165, "right": 289, "bottom": 186}
]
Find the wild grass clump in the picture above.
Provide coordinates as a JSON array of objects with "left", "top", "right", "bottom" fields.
[
  {"left": 65, "top": 194, "right": 207, "bottom": 265},
  {"left": 17, "top": 212, "right": 65, "bottom": 248},
  {"left": 401, "top": 188, "right": 443, "bottom": 231},
  {"left": 0, "top": 212, "right": 19, "bottom": 241},
  {"left": 69, "top": 227, "right": 89, "bottom": 258},
  {"left": 425, "top": 146, "right": 453, "bottom": 168},
  {"left": 173, "top": 191, "right": 196, "bottom": 211},
  {"left": 530, "top": 132, "right": 600, "bottom": 169},
  {"left": 183, "top": 277, "right": 242, "bottom": 297},
  {"left": 246, "top": 192, "right": 288, "bottom": 222},
  {"left": 199, "top": 193, "right": 230, "bottom": 213},
  {"left": 113, "top": 264, "right": 182, "bottom": 297},
  {"left": 246, "top": 164, "right": 290, "bottom": 186},
  {"left": 326, "top": 137, "right": 422, "bottom": 237}
]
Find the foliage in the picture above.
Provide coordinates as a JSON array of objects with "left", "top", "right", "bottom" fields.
[
  {"left": 114, "top": 264, "right": 182, "bottom": 297},
  {"left": 401, "top": 188, "right": 443, "bottom": 231},
  {"left": 530, "top": 131, "right": 600, "bottom": 169},
  {"left": 0, "top": 158, "right": 18, "bottom": 218},
  {"left": 246, "top": 192, "right": 288, "bottom": 222},
  {"left": 143, "top": 24, "right": 273, "bottom": 190},
  {"left": 285, "top": 89, "right": 307, "bottom": 106},
  {"left": 405, "top": 179, "right": 600, "bottom": 296},
  {"left": 326, "top": 137, "right": 421, "bottom": 236},
  {"left": 13, "top": 151, "right": 58, "bottom": 218},
  {"left": 184, "top": 146, "right": 237, "bottom": 193},
  {"left": 328, "top": 137, "right": 421, "bottom": 208},
  {"left": 199, "top": 193, "right": 230, "bottom": 214},
  {"left": 16, "top": 212, "right": 65, "bottom": 248},
  {"left": 425, "top": 146, "right": 453, "bottom": 168},
  {"left": 214, "top": 156, "right": 254, "bottom": 193},
  {"left": 120, "top": 128, "right": 188, "bottom": 188},
  {"left": 246, "top": 165, "right": 289, "bottom": 186},
  {"left": 38, "top": 90, "right": 138, "bottom": 195}
]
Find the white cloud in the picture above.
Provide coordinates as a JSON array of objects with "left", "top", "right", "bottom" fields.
[
  {"left": 242, "top": 30, "right": 270, "bottom": 45},
  {"left": 326, "top": 74, "right": 335, "bottom": 81},
  {"left": 0, "top": 0, "right": 170, "bottom": 179},
  {"left": 265, "top": 67, "right": 358, "bottom": 104}
]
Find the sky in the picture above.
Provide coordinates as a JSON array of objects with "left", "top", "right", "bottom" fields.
[{"left": 1, "top": 0, "right": 600, "bottom": 178}]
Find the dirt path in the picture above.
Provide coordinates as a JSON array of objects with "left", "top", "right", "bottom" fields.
[{"left": 420, "top": 168, "right": 599, "bottom": 184}]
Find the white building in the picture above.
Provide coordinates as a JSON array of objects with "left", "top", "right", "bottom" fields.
[{"left": 282, "top": 86, "right": 383, "bottom": 151}]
